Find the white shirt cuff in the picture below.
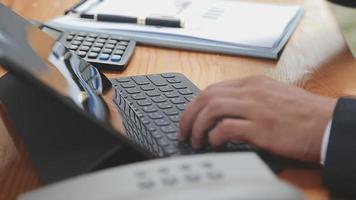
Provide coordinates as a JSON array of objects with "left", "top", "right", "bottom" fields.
[{"left": 320, "top": 120, "right": 332, "bottom": 165}]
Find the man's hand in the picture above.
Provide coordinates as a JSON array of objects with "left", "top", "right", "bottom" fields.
[{"left": 178, "top": 76, "right": 337, "bottom": 163}]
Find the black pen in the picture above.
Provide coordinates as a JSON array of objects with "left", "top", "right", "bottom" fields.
[
  {"left": 79, "top": 13, "right": 184, "bottom": 28},
  {"left": 66, "top": 0, "right": 103, "bottom": 15}
]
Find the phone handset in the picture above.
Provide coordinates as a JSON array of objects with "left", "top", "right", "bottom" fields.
[{"left": 19, "top": 153, "right": 306, "bottom": 200}]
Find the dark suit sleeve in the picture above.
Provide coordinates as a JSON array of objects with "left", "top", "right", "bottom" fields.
[{"left": 322, "top": 97, "right": 356, "bottom": 197}]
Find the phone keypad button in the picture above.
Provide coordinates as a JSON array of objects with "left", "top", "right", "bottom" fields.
[
  {"left": 138, "top": 180, "right": 155, "bottom": 189},
  {"left": 119, "top": 41, "right": 129, "bottom": 46},
  {"left": 185, "top": 173, "right": 200, "bottom": 182},
  {"left": 93, "top": 43, "right": 104, "bottom": 48},
  {"left": 99, "top": 34, "right": 109, "bottom": 39},
  {"left": 71, "top": 40, "right": 81, "bottom": 46},
  {"left": 85, "top": 37, "right": 95, "bottom": 42},
  {"left": 97, "top": 38, "right": 106, "bottom": 43},
  {"left": 102, "top": 48, "right": 112, "bottom": 54},
  {"left": 77, "top": 51, "right": 87, "bottom": 57},
  {"left": 66, "top": 35, "right": 74, "bottom": 41},
  {"left": 77, "top": 32, "right": 87, "bottom": 37},
  {"left": 105, "top": 44, "right": 115, "bottom": 49},
  {"left": 82, "top": 41, "right": 93, "bottom": 47},
  {"left": 88, "top": 33, "right": 98, "bottom": 38},
  {"left": 99, "top": 54, "right": 110, "bottom": 61},
  {"left": 75, "top": 36, "right": 84, "bottom": 41},
  {"left": 116, "top": 45, "right": 126, "bottom": 50},
  {"left": 91, "top": 47, "right": 101, "bottom": 53},
  {"left": 111, "top": 55, "right": 122, "bottom": 62},
  {"left": 206, "top": 170, "right": 223, "bottom": 180},
  {"left": 161, "top": 176, "right": 177, "bottom": 185},
  {"left": 114, "top": 49, "right": 124, "bottom": 55},
  {"left": 88, "top": 52, "right": 98, "bottom": 58},
  {"left": 69, "top": 45, "right": 79, "bottom": 50},
  {"left": 79, "top": 46, "right": 89, "bottom": 51},
  {"left": 107, "top": 39, "right": 117, "bottom": 44}
]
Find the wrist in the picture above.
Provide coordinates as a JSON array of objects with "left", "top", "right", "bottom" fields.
[{"left": 307, "top": 97, "right": 337, "bottom": 162}]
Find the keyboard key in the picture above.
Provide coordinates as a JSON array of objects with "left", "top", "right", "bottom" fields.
[
  {"left": 80, "top": 46, "right": 90, "bottom": 51},
  {"left": 82, "top": 41, "right": 93, "bottom": 46},
  {"left": 88, "top": 33, "right": 98, "bottom": 38},
  {"left": 149, "top": 112, "right": 164, "bottom": 120},
  {"left": 105, "top": 44, "right": 115, "bottom": 49},
  {"left": 107, "top": 39, "right": 117, "bottom": 44},
  {"left": 169, "top": 115, "right": 180, "bottom": 123},
  {"left": 167, "top": 78, "right": 182, "bottom": 84},
  {"left": 120, "top": 82, "right": 135, "bottom": 88},
  {"left": 141, "top": 118, "right": 151, "bottom": 125},
  {"left": 88, "top": 52, "right": 98, "bottom": 58},
  {"left": 164, "top": 92, "right": 179, "bottom": 98},
  {"left": 141, "top": 85, "right": 155, "bottom": 91},
  {"left": 161, "top": 73, "right": 176, "bottom": 78},
  {"left": 75, "top": 36, "right": 84, "bottom": 41},
  {"left": 115, "top": 77, "right": 131, "bottom": 83},
  {"left": 138, "top": 100, "right": 152, "bottom": 106},
  {"left": 132, "top": 76, "right": 150, "bottom": 85},
  {"left": 170, "top": 97, "right": 186, "bottom": 104},
  {"left": 178, "top": 89, "right": 193, "bottom": 95},
  {"left": 146, "top": 125, "right": 157, "bottom": 132},
  {"left": 93, "top": 43, "right": 104, "bottom": 48},
  {"left": 158, "top": 102, "right": 172, "bottom": 109},
  {"left": 99, "top": 34, "right": 109, "bottom": 39},
  {"left": 151, "top": 131, "right": 163, "bottom": 139},
  {"left": 76, "top": 51, "right": 87, "bottom": 57},
  {"left": 85, "top": 37, "right": 95, "bottom": 42},
  {"left": 147, "top": 75, "right": 168, "bottom": 86},
  {"left": 172, "top": 83, "right": 187, "bottom": 89},
  {"left": 146, "top": 90, "right": 161, "bottom": 97},
  {"left": 69, "top": 45, "right": 79, "bottom": 50},
  {"left": 159, "top": 86, "right": 174, "bottom": 92},
  {"left": 114, "top": 50, "right": 124, "bottom": 55},
  {"left": 166, "top": 133, "right": 177, "bottom": 140},
  {"left": 158, "top": 138, "right": 169, "bottom": 146},
  {"left": 119, "top": 41, "right": 129, "bottom": 46},
  {"left": 185, "top": 95, "right": 196, "bottom": 102},
  {"left": 161, "top": 125, "right": 177, "bottom": 133},
  {"left": 151, "top": 96, "right": 166, "bottom": 103},
  {"left": 126, "top": 88, "right": 141, "bottom": 94},
  {"left": 176, "top": 104, "right": 186, "bottom": 111},
  {"left": 102, "top": 48, "right": 112, "bottom": 54},
  {"left": 97, "top": 38, "right": 106, "bottom": 43},
  {"left": 91, "top": 47, "right": 101, "bottom": 53},
  {"left": 66, "top": 35, "right": 74, "bottom": 41},
  {"left": 154, "top": 119, "right": 170, "bottom": 126},
  {"left": 116, "top": 45, "right": 126, "bottom": 50},
  {"left": 99, "top": 54, "right": 110, "bottom": 60},
  {"left": 163, "top": 109, "right": 179, "bottom": 116},
  {"left": 111, "top": 55, "right": 122, "bottom": 62},
  {"left": 143, "top": 106, "right": 158, "bottom": 113},
  {"left": 77, "top": 32, "right": 87, "bottom": 37},
  {"left": 132, "top": 94, "right": 146, "bottom": 100}
]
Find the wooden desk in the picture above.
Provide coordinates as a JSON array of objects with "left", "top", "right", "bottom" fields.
[{"left": 1, "top": 0, "right": 355, "bottom": 199}]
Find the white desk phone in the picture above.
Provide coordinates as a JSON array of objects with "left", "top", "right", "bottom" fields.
[{"left": 19, "top": 153, "right": 305, "bottom": 200}]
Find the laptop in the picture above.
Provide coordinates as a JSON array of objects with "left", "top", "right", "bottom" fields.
[{"left": 0, "top": 3, "right": 283, "bottom": 183}]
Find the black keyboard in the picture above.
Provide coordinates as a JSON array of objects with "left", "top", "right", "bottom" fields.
[{"left": 111, "top": 73, "right": 253, "bottom": 157}]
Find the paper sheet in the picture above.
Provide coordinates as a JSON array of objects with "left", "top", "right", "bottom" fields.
[{"left": 84, "top": 0, "right": 301, "bottom": 48}]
